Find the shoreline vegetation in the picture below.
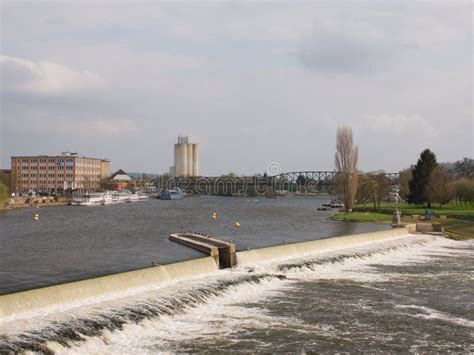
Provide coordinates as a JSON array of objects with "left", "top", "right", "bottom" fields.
[{"left": 329, "top": 202, "right": 474, "bottom": 240}]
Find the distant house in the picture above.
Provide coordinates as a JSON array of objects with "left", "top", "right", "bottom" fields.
[{"left": 109, "top": 169, "right": 132, "bottom": 190}]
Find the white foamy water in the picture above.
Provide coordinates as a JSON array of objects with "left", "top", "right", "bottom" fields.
[{"left": 1, "top": 234, "right": 473, "bottom": 353}]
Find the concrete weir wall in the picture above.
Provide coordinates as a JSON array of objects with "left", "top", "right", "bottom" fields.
[
  {"left": 0, "top": 257, "right": 218, "bottom": 320},
  {"left": 236, "top": 228, "right": 410, "bottom": 266},
  {"left": 0, "top": 228, "right": 411, "bottom": 320}
]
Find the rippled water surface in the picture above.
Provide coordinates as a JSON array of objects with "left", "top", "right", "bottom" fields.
[
  {"left": 0, "top": 196, "right": 388, "bottom": 294},
  {"left": 1, "top": 234, "right": 472, "bottom": 353}
]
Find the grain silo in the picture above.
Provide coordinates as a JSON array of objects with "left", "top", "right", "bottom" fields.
[
  {"left": 192, "top": 144, "right": 199, "bottom": 176},
  {"left": 172, "top": 135, "right": 199, "bottom": 177}
]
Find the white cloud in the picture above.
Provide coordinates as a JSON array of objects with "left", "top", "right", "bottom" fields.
[
  {"left": 366, "top": 114, "right": 437, "bottom": 137},
  {"left": 80, "top": 119, "right": 140, "bottom": 136},
  {"left": 0, "top": 55, "right": 104, "bottom": 96}
]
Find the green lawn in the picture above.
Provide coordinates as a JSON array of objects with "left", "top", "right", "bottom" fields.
[
  {"left": 329, "top": 201, "right": 474, "bottom": 240},
  {"left": 328, "top": 212, "right": 393, "bottom": 223},
  {"left": 352, "top": 202, "right": 474, "bottom": 219}
]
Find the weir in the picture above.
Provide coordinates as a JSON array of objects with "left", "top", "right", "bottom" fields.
[
  {"left": 169, "top": 233, "right": 237, "bottom": 269},
  {"left": 0, "top": 228, "right": 413, "bottom": 321}
]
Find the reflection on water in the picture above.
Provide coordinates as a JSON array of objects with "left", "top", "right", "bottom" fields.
[{"left": 0, "top": 196, "right": 388, "bottom": 294}]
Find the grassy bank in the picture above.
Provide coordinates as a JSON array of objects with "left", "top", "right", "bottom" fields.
[
  {"left": 328, "top": 202, "right": 474, "bottom": 240},
  {"left": 351, "top": 202, "right": 474, "bottom": 219}
]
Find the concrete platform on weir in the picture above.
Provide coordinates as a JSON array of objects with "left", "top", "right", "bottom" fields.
[{"left": 169, "top": 233, "right": 237, "bottom": 269}]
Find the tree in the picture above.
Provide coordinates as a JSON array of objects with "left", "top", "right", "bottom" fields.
[
  {"left": 452, "top": 178, "right": 474, "bottom": 204},
  {"left": 398, "top": 168, "right": 412, "bottom": 201},
  {"left": 372, "top": 173, "right": 390, "bottom": 210},
  {"left": 335, "top": 126, "right": 359, "bottom": 212},
  {"left": 453, "top": 158, "right": 474, "bottom": 179},
  {"left": 426, "top": 167, "right": 453, "bottom": 207},
  {"left": 356, "top": 174, "right": 377, "bottom": 206},
  {"left": 407, "top": 149, "right": 437, "bottom": 207},
  {"left": 356, "top": 173, "right": 390, "bottom": 210}
]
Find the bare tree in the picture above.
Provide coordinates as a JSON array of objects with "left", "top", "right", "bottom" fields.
[
  {"left": 426, "top": 167, "right": 453, "bottom": 207},
  {"left": 372, "top": 173, "right": 390, "bottom": 210},
  {"left": 398, "top": 168, "right": 412, "bottom": 201},
  {"left": 335, "top": 126, "right": 359, "bottom": 212}
]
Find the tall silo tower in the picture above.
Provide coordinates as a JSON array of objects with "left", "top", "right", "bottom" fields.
[
  {"left": 173, "top": 135, "right": 199, "bottom": 177},
  {"left": 192, "top": 143, "right": 199, "bottom": 176}
]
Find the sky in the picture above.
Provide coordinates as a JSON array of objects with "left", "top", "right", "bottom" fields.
[{"left": 0, "top": 1, "right": 472, "bottom": 175}]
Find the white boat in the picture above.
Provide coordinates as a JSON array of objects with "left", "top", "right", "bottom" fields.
[
  {"left": 137, "top": 192, "right": 149, "bottom": 201},
  {"left": 114, "top": 191, "right": 133, "bottom": 203},
  {"left": 102, "top": 192, "right": 114, "bottom": 205},
  {"left": 159, "top": 188, "right": 184, "bottom": 200},
  {"left": 128, "top": 193, "right": 140, "bottom": 203},
  {"left": 72, "top": 193, "right": 105, "bottom": 206},
  {"left": 72, "top": 191, "right": 148, "bottom": 206}
]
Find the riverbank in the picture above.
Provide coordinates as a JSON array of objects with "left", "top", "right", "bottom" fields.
[
  {"left": 0, "top": 196, "right": 71, "bottom": 211},
  {"left": 329, "top": 202, "right": 474, "bottom": 240}
]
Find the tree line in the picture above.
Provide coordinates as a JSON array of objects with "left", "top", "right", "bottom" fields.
[
  {"left": 334, "top": 126, "right": 473, "bottom": 212},
  {"left": 400, "top": 151, "right": 473, "bottom": 207}
]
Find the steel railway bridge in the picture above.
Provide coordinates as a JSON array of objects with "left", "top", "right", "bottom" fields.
[{"left": 169, "top": 171, "right": 399, "bottom": 196}]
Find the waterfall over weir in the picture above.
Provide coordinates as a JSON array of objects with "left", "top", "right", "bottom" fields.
[
  {"left": 0, "top": 257, "right": 219, "bottom": 321},
  {"left": 0, "top": 228, "right": 410, "bottom": 323},
  {"left": 2, "top": 227, "right": 469, "bottom": 354}
]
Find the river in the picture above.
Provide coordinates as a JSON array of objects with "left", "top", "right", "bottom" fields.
[{"left": 1, "top": 196, "right": 472, "bottom": 353}]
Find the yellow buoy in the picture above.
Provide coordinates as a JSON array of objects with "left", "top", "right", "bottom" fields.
[
  {"left": 33, "top": 213, "right": 39, "bottom": 221},
  {"left": 234, "top": 222, "right": 240, "bottom": 228},
  {"left": 211, "top": 212, "right": 217, "bottom": 220}
]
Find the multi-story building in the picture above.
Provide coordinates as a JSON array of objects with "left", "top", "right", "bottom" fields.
[
  {"left": 169, "top": 135, "right": 199, "bottom": 177},
  {"left": 10, "top": 152, "right": 110, "bottom": 194}
]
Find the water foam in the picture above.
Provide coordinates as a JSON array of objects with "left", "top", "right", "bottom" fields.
[{"left": 1, "top": 234, "right": 472, "bottom": 353}]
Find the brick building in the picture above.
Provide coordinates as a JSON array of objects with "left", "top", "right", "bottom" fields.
[{"left": 10, "top": 152, "right": 110, "bottom": 194}]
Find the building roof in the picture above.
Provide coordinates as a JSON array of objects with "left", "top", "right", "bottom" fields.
[
  {"left": 11, "top": 154, "right": 109, "bottom": 162},
  {"left": 113, "top": 174, "right": 132, "bottom": 181},
  {"left": 110, "top": 169, "right": 132, "bottom": 181}
]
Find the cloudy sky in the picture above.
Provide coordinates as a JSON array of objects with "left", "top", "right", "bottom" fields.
[{"left": 1, "top": 1, "right": 472, "bottom": 175}]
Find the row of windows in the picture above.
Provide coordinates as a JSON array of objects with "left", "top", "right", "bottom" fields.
[
  {"left": 20, "top": 180, "right": 71, "bottom": 185},
  {"left": 19, "top": 173, "right": 77, "bottom": 178},
  {"left": 18, "top": 158, "right": 75, "bottom": 163}
]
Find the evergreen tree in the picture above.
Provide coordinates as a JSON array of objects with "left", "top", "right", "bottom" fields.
[{"left": 407, "top": 149, "right": 438, "bottom": 206}]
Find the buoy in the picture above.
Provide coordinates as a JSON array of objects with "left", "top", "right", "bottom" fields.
[
  {"left": 211, "top": 212, "right": 217, "bottom": 220},
  {"left": 33, "top": 213, "right": 39, "bottom": 221},
  {"left": 234, "top": 222, "right": 241, "bottom": 228}
]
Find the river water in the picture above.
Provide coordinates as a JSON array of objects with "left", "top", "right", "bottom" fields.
[
  {"left": 1, "top": 197, "right": 473, "bottom": 353},
  {"left": 0, "top": 196, "right": 387, "bottom": 294}
]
